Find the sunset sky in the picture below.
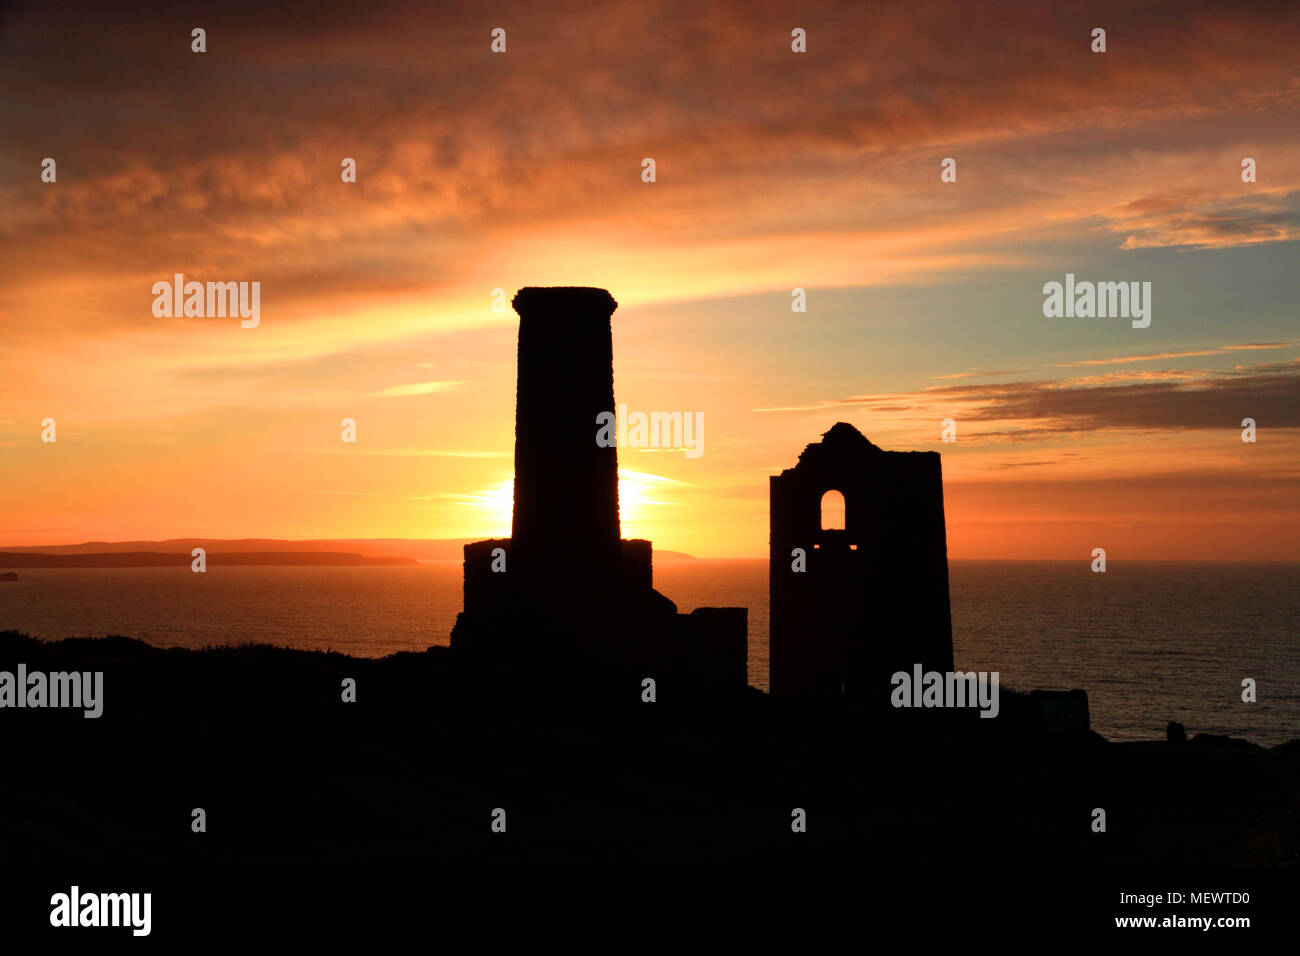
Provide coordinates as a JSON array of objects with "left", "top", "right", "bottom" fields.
[{"left": 1, "top": 0, "right": 1298, "bottom": 559}]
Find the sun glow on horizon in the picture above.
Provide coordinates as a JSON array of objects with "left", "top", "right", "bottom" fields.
[{"left": 446, "top": 470, "right": 681, "bottom": 540}]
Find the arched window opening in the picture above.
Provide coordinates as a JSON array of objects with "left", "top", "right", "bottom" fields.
[{"left": 820, "top": 489, "right": 846, "bottom": 531}]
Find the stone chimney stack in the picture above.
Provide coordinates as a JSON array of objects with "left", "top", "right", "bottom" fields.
[{"left": 509, "top": 287, "right": 622, "bottom": 594}]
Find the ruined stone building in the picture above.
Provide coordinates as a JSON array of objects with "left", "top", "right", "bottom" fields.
[
  {"left": 769, "top": 423, "right": 954, "bottom": 698},
  {"left": 450, "top": 287, "right": 747, "bottom": 694}
]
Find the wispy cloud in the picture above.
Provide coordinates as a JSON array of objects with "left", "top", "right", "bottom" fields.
[
  {"left": 1101, "top": 191, "right": 1300, "bottom": 250},
  {"left": 1052, "top": 343, "right": 1290, "bottom": 367},
  {"left": 756, "top": 361, "right": 1300, "bottom": 435},
  {"left": 930, "top": 369, "right": 1025, "bottom": 380},
  {"left": 318, "top": 448, "right": 509, "bottom": 458},
  {"left": 366, "top": 381, "right": 462, "bottom": 398}
]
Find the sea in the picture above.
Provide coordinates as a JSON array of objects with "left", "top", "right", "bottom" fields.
[{"left": 1, "top": 560, "right": 1296, "bottom": 745}]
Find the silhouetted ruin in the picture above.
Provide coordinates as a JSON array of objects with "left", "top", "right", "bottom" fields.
[
  {"left": 450, "top": 287, "right": 746, "bottom": 694},
  {"left": 769, "top": 423, "right": 954, "bottom": 698}
]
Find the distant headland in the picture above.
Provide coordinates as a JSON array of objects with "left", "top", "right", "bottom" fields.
[
  {"left": 0, "top": 538, "right": 700, "bottom": 567},
  {"left": 0, "top": 550, "right": 415, "bottom": 569}
]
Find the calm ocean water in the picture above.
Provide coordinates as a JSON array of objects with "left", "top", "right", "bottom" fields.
[{"left": 2, "top": 560, "right": 1296, "bottom": 744}]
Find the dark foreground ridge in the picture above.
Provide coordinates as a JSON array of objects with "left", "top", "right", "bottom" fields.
[{"left": 3, "top": 630, "right": 1296, "bottom": 870}]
